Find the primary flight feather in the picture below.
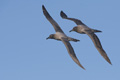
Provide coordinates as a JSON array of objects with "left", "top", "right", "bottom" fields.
[
  {"left": 42, "top": 5, "right": 85, "bottom": 69},
  {"left": 60, "top": 11, "right": 112, "bottom": 65}
]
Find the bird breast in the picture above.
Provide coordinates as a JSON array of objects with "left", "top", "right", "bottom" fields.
[
  {"left": 55, "top": 32, "right": 67, "bottom": 39},
  {"left": 77, "top": 25, "right": 89, "bottom": 33}
]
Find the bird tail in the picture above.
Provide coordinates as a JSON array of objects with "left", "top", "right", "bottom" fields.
[
  {"left": 92, "top": 29, "right": 102, "bottom": 33},
  {"left": 68, "top": 38, "right": 80, "bottom": 42}
]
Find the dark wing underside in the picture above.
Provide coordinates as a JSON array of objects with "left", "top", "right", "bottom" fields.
[
  {"left": 85, "top": 31, "right": 112, "bottom": 64},
  {"left": 60, "top": 11, "right": 84, "bottom": 25},
  {"left": 60, "top": 10, "right": 112, "bottom": 65},
  {"left": 42, "top": 5, "right": 64, "bottom": 33},
  {"left": 61, "top": 37, "right": 85, "bottom": 69}
]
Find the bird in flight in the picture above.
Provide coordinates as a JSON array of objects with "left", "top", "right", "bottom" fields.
[
  {"left": 60, "top": 11, "right": 112, "bottom": 65},
  {"left": 42, "top": 5, "right": 85, "bottom": 69}
]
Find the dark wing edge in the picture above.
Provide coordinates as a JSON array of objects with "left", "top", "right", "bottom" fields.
[
  {"left": 60, "top": 11, "right": 84, "bottom": 25},
  {"left": 61, "top": 37, "right": 85, "bottom": 69},
  {"left": 85, "top": 32, "right": 112, "bottom": 65},
  {"left": 42, "top": 5, "right": 64, "bottom": 33}
]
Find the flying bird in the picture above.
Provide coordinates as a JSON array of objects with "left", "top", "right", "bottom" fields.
[
  {"left": 42, "top": 5, "right": 85, "bottom": 69},
  {"left": 60, "top": 11, "right": 112, "bottom": 65}
]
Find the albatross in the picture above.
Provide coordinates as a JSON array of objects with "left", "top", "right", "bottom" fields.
[
  {"left": 60, "top": 11, "right": 112, "bottom": 65},
  {"left": 42, "top": 5, "right": 85, "bottom": 69}
]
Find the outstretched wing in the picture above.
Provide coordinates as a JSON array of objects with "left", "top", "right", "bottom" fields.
[
  {"left": 42, "top": 5, "right": 64, "bottom": 33},
  {"left": 85, "top": 31, "right": 112, "bottom": 65},
  {"left": 60, "top": 11, "right": 84, "bottom": 25},
  {"left": 61, "top": 37, "right": 85, "bottom": 69}
]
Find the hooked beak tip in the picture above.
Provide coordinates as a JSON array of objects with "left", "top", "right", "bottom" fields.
[
  {"left": 69, "top": 30, "right": 73, "bottom": 32},
  {"left": 46, "top": 37, "right": 49, "bottom": 40}
]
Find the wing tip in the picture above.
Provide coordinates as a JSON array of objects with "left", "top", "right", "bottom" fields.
[
  {"left": 75, "top": 60, "right": 85, "bottom": 70},
  {"left": 78, "top": 63, "right": 86, "bottom": 70},
  {"left": 109, "top": 62, "right": 112, "bottom": 65},
  {"left": 42, "top": 5, "right": 45, "bottom": 10},
  {"left": 107, "top": 59, "right": 112, "bottom": 65},
  {"left": 60, "top": 11, "right": 68, "bottom": 19},
  {"left": 42, "top": 5, "right": 46, "bottom": 13},
  {"left": 82, "top": 66, "right": 86, "bottom": 70},
  {"left": 42, "top": 5, "right": 51, "bottom": 19},
  {"left": 103, "top": 54, "right": 112, "bottom": 65}
]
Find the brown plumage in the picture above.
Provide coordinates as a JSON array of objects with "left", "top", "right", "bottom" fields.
[
  {"left": 42, "top": 5, "right": 85, "bottom": 69},
  {"left": 60, "top": 11, "right": 112, "bottom": 65}
]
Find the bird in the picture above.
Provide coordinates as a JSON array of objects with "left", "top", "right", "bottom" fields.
[
  {"left": 42, "top": 5, "right": 85, "bottom": 69},
  {"left": 60, "top": 11, "right": 112, "bottom": 65}
]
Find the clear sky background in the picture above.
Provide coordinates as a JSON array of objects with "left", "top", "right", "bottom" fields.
[{"left": 0, "top": 0, "right": 120, "bottom": 80}]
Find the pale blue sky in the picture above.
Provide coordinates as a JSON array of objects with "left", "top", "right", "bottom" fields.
[{"left": 0, "top": 0, "right": 120, "bottom": 80}]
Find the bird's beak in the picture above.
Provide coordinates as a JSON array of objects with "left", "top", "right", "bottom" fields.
[
  {"left": 46, "top": 37, "right": 50, "bottom": 40},
  {"left": 69, "top": 29, "right": 73, "bottom": 32}
]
